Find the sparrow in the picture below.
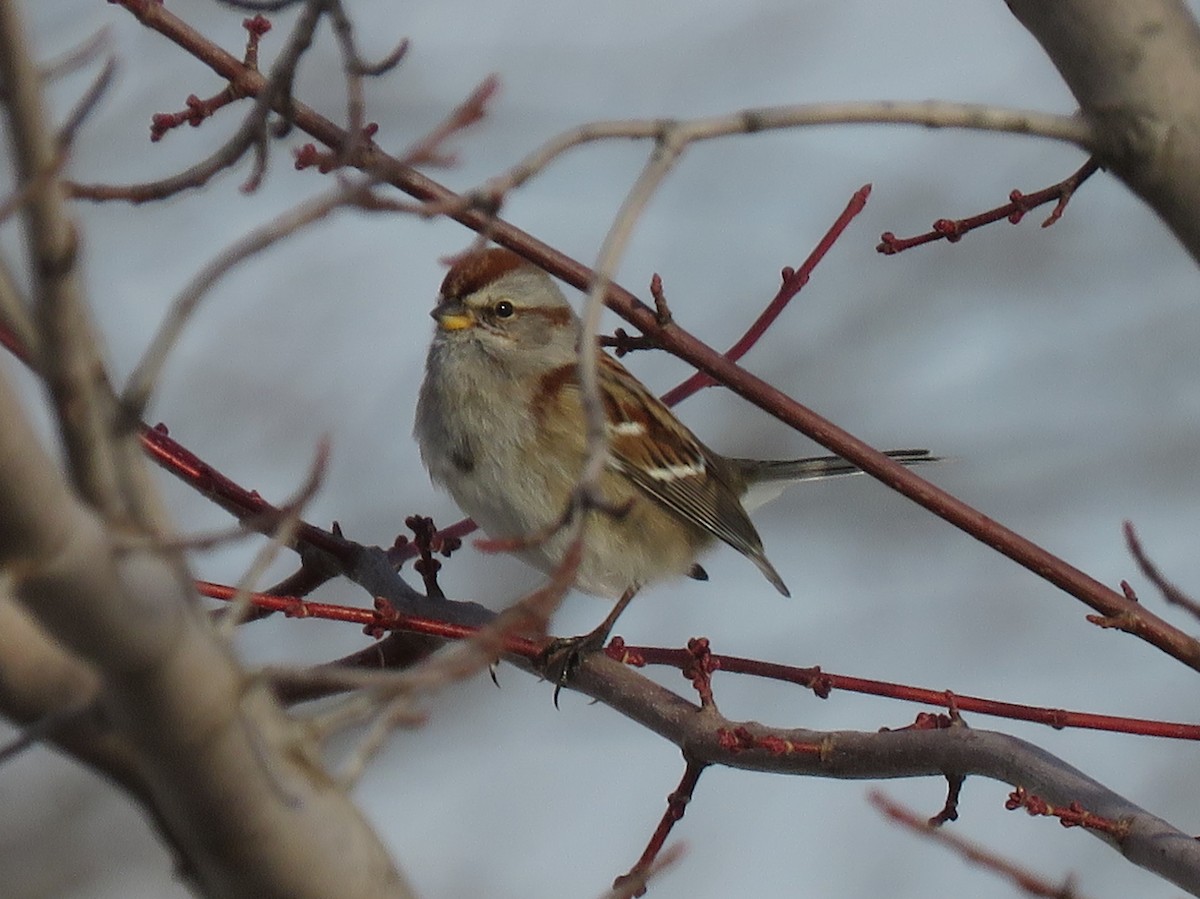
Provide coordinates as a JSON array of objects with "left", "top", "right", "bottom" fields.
[{"left": 414, "top": 248, "right": 937, "bottom": 612}]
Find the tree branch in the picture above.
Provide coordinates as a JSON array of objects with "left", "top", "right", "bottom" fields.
[
  {"left": 0, "top": 1, "right": 412, "bottom": 895},
  {"left": 1007, "top": 0, "right": 1200, "bottom": 263}
]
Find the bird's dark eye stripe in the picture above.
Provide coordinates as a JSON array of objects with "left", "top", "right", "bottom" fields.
[{"left": 493, "top": 300, "right": 515, "bottom": 318}]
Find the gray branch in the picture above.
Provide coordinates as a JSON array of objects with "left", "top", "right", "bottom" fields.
[
  {"left": 0, "top": 0, "right": 412, "bottom": 895},
  {"left": 1008, "top": 0, "right": 1200, "bottom": 263}
]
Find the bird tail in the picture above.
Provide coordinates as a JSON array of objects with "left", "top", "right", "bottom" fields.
[
  {"left": 735, "top": 448, "right": 941, "bottom": 512},
  {"left": 741, "top": 448, "right": 940, "bottom": 481}
]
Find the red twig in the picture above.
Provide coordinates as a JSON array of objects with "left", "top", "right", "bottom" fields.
[
  {"left": 1124, "top": 521, "right": 1200, "bottom": 620},
  {"left": 138, "top": 422, "right": 359, "bottom": 563},
  {"left": 400, "top": 74, "right": 499, "bottom": 167},
  {"left": 614, "top": 759, "right": 706, "bottom": 898},
  {"left": 661, "top": 184, "right": 870, "bottom": 406},
  {"left": 1006, "top": 787, "right": 1131, "bottom": 840},
  {"left": 681, "top": 637, "right": 718, "bottom": 709},
  {"left": 877, "top": 157, "right": 1100, "bottom": 254},
  {"left": 194, "top": 581, "right": 542, "bottom": 657},
  {"left": 202, "top": 573, "right": 1200, "bottom": 742},
  {"left": 149, "top": 15, "right": 269, "bottom": 142},
  {"left": 622, "top": 645, "right": 1200, "bottom": 741},
  {"left": 197, "top": 578, "right": 1200, "bottom": 743},
  {"left": 872, "top": 792, "right": 1088, "bottom": 899}
]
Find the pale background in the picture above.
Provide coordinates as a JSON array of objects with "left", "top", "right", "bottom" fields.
[{"left": 3, "top": 1, "right": 1200, "bottom": 897}]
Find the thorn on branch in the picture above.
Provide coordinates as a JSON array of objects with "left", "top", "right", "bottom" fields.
[{"left": 929, "top": 773, "right": 965, "bottom": 826}]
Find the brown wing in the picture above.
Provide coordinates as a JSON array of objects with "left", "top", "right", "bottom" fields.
[
  {"left": 534, "top": 354, "right": 790, "bottom": 595},
  {"left": 597, "top": 355, "right": 789, "bottom": 595}
]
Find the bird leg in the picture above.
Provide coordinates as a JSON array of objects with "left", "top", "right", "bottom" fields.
[{"left": 539, "top": 586, "right": 639, "bottom": 707}]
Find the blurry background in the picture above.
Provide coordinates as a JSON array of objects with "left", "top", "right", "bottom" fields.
[{"left": 3, "top": 1, "right": 1199, "bottom": 897}]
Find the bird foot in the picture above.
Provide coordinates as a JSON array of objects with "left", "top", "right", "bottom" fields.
[{"left": 537, "top": 628, "right": 610, "bottom": 708}]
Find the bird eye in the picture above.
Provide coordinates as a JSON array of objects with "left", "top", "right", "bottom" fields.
[{"left": 493, "top": 300, "right": 515, "bottom": 318}]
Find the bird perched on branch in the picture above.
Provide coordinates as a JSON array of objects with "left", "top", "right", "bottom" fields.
[{"left": 415, "top": 248, "right": 937, "bottom": 644}]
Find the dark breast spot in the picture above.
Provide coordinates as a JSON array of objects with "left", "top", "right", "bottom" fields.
[{"left": 449, "top": 442, "right": 475, "bottom": 473}]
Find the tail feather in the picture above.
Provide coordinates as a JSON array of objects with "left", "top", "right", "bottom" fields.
[
  {"left": 742, "top": 448, "right": 940, "bottom": 482},
  {"left": 736, "top": 448, "right": 941, "bottom": 512},
  {"left": 752, "top": 552, "right": 791, "bottom": 597}
]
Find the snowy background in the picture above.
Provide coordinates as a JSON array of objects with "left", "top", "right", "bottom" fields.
[{"left": 3, "top": 1, "right": 1200, "bottom": 897}]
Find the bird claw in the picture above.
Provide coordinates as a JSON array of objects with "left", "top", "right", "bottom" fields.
[{"left": 538, "top": 630, "right": 608, "bottom": 708}]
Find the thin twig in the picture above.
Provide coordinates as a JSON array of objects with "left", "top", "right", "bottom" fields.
[
  {"left": 217, "top": 437, "right": 329, "bottom": 635},
  {"left": 396, "top": 74, "right": 498, "bottom": 167},
  {"left": 661, "top": 183, "right": 871, "bottom": 406},
  {"left": 870, "top": 792, "right": 1088, "bottom": 899},
  {"left": 469, "top": 102, "right": 1094, "bottom": 210},
  {"left": 324, "top": 0, "right": 408, "bottom": 162},
  {"left": 0, "top": 253, "right": 37, "bottom": 366},
  {"left": 0, "top": 700, "right": 96, "bottom": 766},
  {"left": 613, "top": 759, "right": 705, "bottom": 898},
  {"left": 39, "top": 26, "right": 113, "bottom": 81},
  {"left": 1124, "top": 521, "right": 1200, "bottom": 621},
  {"left": 56, "top": 56, "right": 118, "bottom": 149},
  {"left": 121, "top": 176, "right": 382, "bottom": 415},
  {"left": 877, "top": 157, "right": 1102, "bottom": 253}
]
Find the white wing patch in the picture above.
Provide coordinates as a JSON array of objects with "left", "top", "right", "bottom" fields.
[
  {"left": 608, "top": 420, "right": 646, "bottom": 436},
  {"left": 643, "top": 459, "right": 706, "bottom": 481}
]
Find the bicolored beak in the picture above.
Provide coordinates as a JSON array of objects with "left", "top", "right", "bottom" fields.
[{"left": 431, "top": 298, "right": 473, "bottom": 332}]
